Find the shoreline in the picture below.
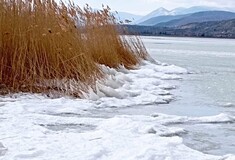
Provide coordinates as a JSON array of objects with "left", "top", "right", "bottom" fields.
[{"left": 1, "top": 58, "right": 235, "bottom": 159}]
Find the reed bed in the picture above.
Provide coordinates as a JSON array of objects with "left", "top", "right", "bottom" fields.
[
  {"left": 83, "top": 6, "right": 148, "bottom": 69},
  {"left": 0, "top": 0, "right": 148, "bottom": 97}
]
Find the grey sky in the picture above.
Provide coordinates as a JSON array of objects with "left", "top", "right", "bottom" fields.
[{"left": 74, "top": 0, "right": 235, "bottom": 15}]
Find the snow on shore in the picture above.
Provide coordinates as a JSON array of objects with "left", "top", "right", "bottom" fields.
[{"left": 0, "top": 61, "right": 234, "bottom": 160}]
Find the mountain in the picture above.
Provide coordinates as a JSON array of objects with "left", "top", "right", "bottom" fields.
[
  {"left": 139, "top": 14, "right": 190, "bottom": 26},
  {"left": 136, "top": 6, "right": 217, "bottom": 24},
  {"left": 119, "top": 18, "right": 235, "bottom": 38},
  {"left": 171, "top": 6, "right": 225, "bottom": 15},
  {"left": 137, "top": 6, "right": 235, "bottom": 26},
  {"left": 135, "top": 7, "right": 170, "bottom": 24},
  {"left": 155, "top": 11, "right": 235, "bottom": 27},
  {"left": 169, "top": 7, "right": 186, "bottom": 15},
  {"left": 113, "top": 12, "right": 143, "bottom": 24}
]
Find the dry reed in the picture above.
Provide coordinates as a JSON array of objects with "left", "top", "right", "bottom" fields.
[
  {"left": 0, "top": 0, "right": 148, "bottom": 97},
  {"left": 82, "top": 6, "right": 148, "bottom": 69}
]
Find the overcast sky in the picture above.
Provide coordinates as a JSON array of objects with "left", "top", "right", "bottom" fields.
[{"left": 74, "top": 0, "right": 235, "bottom": 15}]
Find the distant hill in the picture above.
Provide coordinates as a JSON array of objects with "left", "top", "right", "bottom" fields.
[
  {"left": 119, "top": 19, "right": 235, "bottom": 38},
  {"left": 155, "top": 11, "right": 235, "bottom": 27},
  {"left": 172, "top": 6, "right": 226, "bottom": 15},
  {"left": 135, "top": 7, "right": 171, "bottom": 24},
  {"left": 139, "top": 14, "right": 190, "bottom": 26},
  {"left": 136, "top": 6, "right": 234, "bottom": 25},
  {"left": 111, "top": 6, "right": 235, "bottom": 25},
  {"left": 177, "top": 19, "right": 235, "bottom": 38},
  {"left": 112, "top": 12, "right": 143, "bottom": 24}
]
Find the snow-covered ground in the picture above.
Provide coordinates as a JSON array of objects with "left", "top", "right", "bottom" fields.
[{"left": 0, "top": 61, "right": 235, "bottom": 160}]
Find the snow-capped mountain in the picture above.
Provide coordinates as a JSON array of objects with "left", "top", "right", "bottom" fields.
[
  {"left": 137, "top": 6, "right": 235, "bottom": 25},
  {"left": 146, "top": 7, "right": 170, "bottom": 17},
  {"left": 155, "top": 11, "right": 235, "bottom": 27},
  {"left": 171, "top": 6, "right": 226, "bottom": 15},
  {"left": 135, "top": 7, "right": 170, "bottom": 24},
  {"left": 112, "top": 11, "right": 143, "bottom": 24},
  {"left": 169, "top": 7, "right": 186, "bottom": 15},
  {"left": 112, "top": 6, "right": 235, "bottom": 25}
]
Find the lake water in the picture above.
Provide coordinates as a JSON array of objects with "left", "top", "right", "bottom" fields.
[
  {"left": 116, "top": 36, "right": 235, "bottom": 156},
  {"left": 141, "top": 36, "right": 235, "bottom": 156},
  {"left": 142, "top": 36, "right": 235, "bottom": 116}
]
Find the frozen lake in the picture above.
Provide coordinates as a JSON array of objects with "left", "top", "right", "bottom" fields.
[
  {"left": 1, "top": 36, "right": 235, "bottom": 159},
  {"left": 142, "top": 36, "right": 235, "bottom": 155}
]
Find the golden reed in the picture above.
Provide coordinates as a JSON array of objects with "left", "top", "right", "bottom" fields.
[{"left": 0, "top": 0, "right": 148, "bottom": 97}]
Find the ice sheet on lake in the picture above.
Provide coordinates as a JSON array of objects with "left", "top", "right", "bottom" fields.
[
  {"left": 152, "top": 113, "right": 235, "bottom": 125},
  {"left": 0, "top": 60, "right": 234, "bottom": 160}
]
